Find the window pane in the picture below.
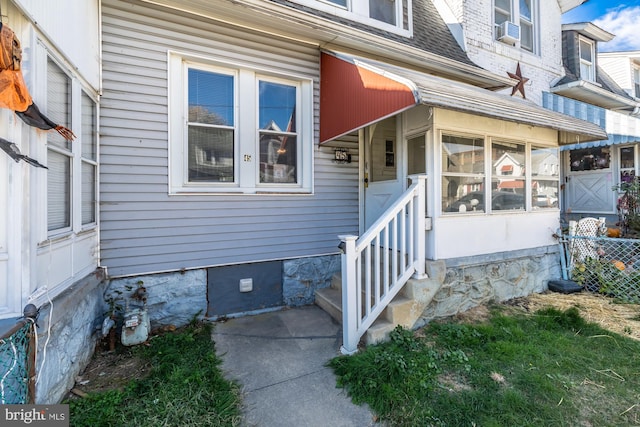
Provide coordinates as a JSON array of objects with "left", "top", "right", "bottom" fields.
[
  {"left": 580, "top": 40, "right": 592, "bottom": 62},
  {"left": 580, "top": 62, "right": 593, "bottom": 81},
  {"left": 442, "top": 135, "right": 484, "bottom": 174},
  {"left": 531, "top": 146, "right": 559, "bottom": 177},
  {"left": 81, "top": 92, "right": 97, "bottom": 161},
  {"left": 259, "top": 81, "right": 296, "bottom": 132},
  {"left": 82, "top": 161, "right": 96, "bottom": 224},
  {"left": 47, "top": 59, "right": 71, "bottom": 150},
  {"left": 370, "top": 0, "right": 396, "bottom": 25},
  {"left": 495, "top": 10, "right": 509, "bottom": 26},
  {"left": 442, "top": 177, "right": 485, "bottom": 213},
  {"left": 492, "top": 141, "right": 525, "bottom": 178},
  {"left": 325, "top": 0, "right": 347, "bottom": 6},
  {"left": 532, "top": 179, "right": 558, "bottom": 209},
  {"left": 569, "top": 147, "right": 610, "bottom": 171},
  {"left": 188, "top": 69, "right": 234, "bottom": 126},
  {"left": 48, "top": 150, "right": 71, "bottom": 231},
  {"left": 520, "top": 21, "right": 533, "bottom": 51},
  {"left": 407, "top": 135, "right": 425, "bottom": 175},
  {"left": 188, "top": 126, "right": 234, "bottom": 182},
  {"left": 495, "top": 0, "right": 510, "bottom": 12},
  {"left": 492, "top": 190, "right": 525, "bottom": 211},
  {"left": 259, "top": 133, "right": 297, "bottom": 183},
  {"left": 519, "top": 0, "right": 531, "bottom": 20}
]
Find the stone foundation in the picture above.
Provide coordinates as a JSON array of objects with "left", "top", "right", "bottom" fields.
[
  {"left": 283, "top": 255, "right": 340, "bottom": 306},
  {"left": 34, "top": 269, "right": 107, "bottom": 404},
  {"left": 417, "top": 245, "right": 561, "bottom": 327}
]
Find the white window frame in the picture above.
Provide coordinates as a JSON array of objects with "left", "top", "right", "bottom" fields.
[
  {"left": 494, "top": 0, "right": 538, "bottom": 53},
  {"left": 633, "top": 67, "right": 640, "bottom": 98},
  {"left": 288, "top": 0, "right": 412, "bottom": 36},
  {"left": 43, "top": 55, "right": 99, "bottom": 237},
  {"left": 579, "top": 37, "right": 596, "bottom": 82},
  {"left": 168, "top": 51, "right": 313, "bottom": 195},
  {"left": 441, "top": 132, "right": 559, "bottom": 215}
]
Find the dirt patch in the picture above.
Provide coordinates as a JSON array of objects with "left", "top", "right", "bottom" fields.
[
  {"left": 509, "top": 291, "right": 640, "bottom": 341},
  {"left": 66, "top": 345, "right": 149, "bottom": 399}
]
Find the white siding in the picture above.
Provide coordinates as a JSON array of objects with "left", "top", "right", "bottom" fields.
[
  {"left": 599, "top": 56, "right": 634, "bottom": 97},
  {"left": 13, "top": 0, "right": 100, "bottom": 91},
  {"left": 100, "top": 1, "right": 359, "bottom": 276}
]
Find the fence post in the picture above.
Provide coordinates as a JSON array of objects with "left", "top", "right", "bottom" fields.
[
  {"left": 339, "top": 235, "right": 359, "bottom": 355},
  {"left": 23, "top": 304, "right": 39, "bottom": 404},
  {"left": 409, "top": 174, "right": 427, "bottom": 279}
]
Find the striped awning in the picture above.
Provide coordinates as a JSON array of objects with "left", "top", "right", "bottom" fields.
[{"left": 320, "top": 51, "right": 608, "bottom": 144}]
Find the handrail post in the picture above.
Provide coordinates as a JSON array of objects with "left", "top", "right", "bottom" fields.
[
  {"left": 339, "top": 235, "right": 359, "bottom": 355},
  {"left": 409, "top": 174, "right": 427, "bottom": 279}
]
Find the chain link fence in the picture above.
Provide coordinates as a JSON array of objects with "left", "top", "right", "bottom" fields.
[
  {"left": 561, "top": 217, "right": 640, "bottom": 304},
  {"left": 0, "top": 318, "right": 36, "bottom": 404}
]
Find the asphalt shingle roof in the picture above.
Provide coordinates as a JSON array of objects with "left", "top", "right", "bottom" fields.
[{"left": 268, "top": 0, "right": 476, "bottom": 66}]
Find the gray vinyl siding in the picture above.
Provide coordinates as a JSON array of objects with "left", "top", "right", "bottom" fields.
[{"left": 100, "top": 0, "right": 359, "bottom": 276}]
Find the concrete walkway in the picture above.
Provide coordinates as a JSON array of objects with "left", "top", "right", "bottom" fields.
[{"left": 212, "top": 305, "right": 377, "bottom": 427}]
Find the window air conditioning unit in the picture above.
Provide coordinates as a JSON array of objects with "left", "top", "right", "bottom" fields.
[{"left": 497, "top": 21, "right": 520, "bottom": 45}]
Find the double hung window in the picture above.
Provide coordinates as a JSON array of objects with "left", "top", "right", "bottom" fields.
[
  {"left": 170, "top": 53, "right": 312, "bottom": 194},
  {"left": 288, "top": 0, "right": 410, "bottom": 34},
  {"left": 579, "top": 38, "right": 595, "bottom": 81},
  {"left": 494, "top": 0, "right": 536, "bottom": 53},
  {"left": 46, "top": 58, "right": 98, "bottom": 234}
]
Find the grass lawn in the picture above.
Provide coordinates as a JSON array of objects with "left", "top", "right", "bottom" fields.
[
  {"left": 329, "top": 306, "right": 640, "bottom": 426},
  {"left": 65, "top": 322, "right": 241, "bottom": 427}
]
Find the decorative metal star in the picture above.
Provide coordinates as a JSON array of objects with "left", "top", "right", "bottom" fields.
[{"left": 507, "top": 62, "right": 529, "bottom": 99}]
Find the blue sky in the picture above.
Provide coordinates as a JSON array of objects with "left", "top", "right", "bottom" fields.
[{"left": 562, "top": 1, "right": 640, "bottom": 52}]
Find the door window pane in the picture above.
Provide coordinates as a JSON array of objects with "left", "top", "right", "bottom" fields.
[
  {"left": 570, "top": 147, "right": 610, "bottom": 171},
  {"left": 370, "top": 117, "right": 396, "bottom": 182}
]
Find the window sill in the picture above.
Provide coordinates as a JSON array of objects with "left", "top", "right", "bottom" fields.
[{"left": 169, "top": 189, "right": 313, "bottom": 196}]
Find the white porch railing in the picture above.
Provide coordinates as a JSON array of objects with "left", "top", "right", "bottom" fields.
[{"left": 339, "top": 174, "right": 428, "bottom": 354}]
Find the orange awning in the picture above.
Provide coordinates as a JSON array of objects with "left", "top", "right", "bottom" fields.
[{"left": 320, "top": 52, "right": 417, "bottom": 143}]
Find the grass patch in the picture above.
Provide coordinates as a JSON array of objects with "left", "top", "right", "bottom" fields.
[
  {"left": 65, "top": 322, "right": 241, "bottom": 427},
  {"left": 329, "top": 307, "right": 640, "bottom": 426}
]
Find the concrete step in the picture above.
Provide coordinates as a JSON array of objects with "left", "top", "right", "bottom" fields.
[
  {"left": 381, "top": 295, "right": 418, "bottom": 328},
  {"left": 315, "top": 266, "right": 445, "bottom": 349},
  {"left": 365, "top": 319, "right": 395, "bottom": 345},
  {"left": 314, "top": 287, "right": 342, "bottom": 324}
]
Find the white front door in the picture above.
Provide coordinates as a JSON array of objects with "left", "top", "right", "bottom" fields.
[{"left": 363, "top": 117, "right": 404, "bottom": 230}]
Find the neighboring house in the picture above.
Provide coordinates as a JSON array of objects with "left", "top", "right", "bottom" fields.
[
  {"left": 0, "top": 0, "right": 104, "bottom": 403},
  {"left": 543, "top": 23, "right": 640, "bottom": 224},
  {"left": 599, "top": 50, "right": 640, "bottom": 101},
  {"left": 100, "top": 0, "right": 604, "bottom": 354}
]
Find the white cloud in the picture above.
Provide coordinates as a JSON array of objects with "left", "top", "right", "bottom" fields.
[{"left": 594, "top": 5, "right": 640, "bottom": 52}]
